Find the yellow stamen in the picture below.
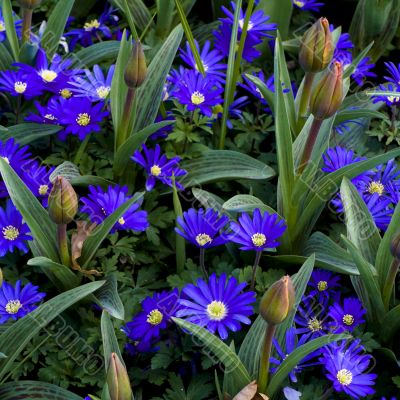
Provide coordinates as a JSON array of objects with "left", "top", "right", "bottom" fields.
[
  {"left": 307, "top": 317, "right": 323, "bottom": 332},
  {"left": 76, "top": 113, "right": 91, "bottom": 126},
  {"left": 14, "top": 81, "right": 27, "bottom": 94},
  {"left": 367, "top": 181, "right": 384, "bottom": 195},
  {"left": 196, "top": 233, "right": 212, "bottom": 247},
  {"left": 84, "top": 19, "right": 100, "bottom": 31},
  {"left": 206, "top": 300, "right": 227, "bottom": 321},
  {"left": 336, "top": 369, "right": 353, "bottom": 385},
  {"left": 191, "top": 91, "right": 205, "bottom": 105},
  {"left": 44, "top": 114, "right": 56, "bottom": 121},
  {"left": 2, "top": 225, "right": 19, "bottom": 241},
  {"left": 293, "top": 0, "right": 305, "bottom": 7},
  {"left": 146, "top": 309, "right": 163, "bottom": 325},
  {"left": 96, "top": 86, "right": 110, "bottom": 99},
  {"left": 5, "top": 299, "right": 22, "bottom": 314},
  {"left": 118, "top": 217, "right": 125, "bottom": 225},
  {"left": 38, "top": 185, "right": 49, "bottom": 195},
  {"left": 2, "top": 157, "right": 10, "bottom": 164},
  {"left": 317, "top": 281, "right": 328, "bottom": 291},
  {"left": 251, "top": 233, "right": 266, "bottom": 247},
  {"left": 60, "top": 88, "right": 72, "bottom": 99},
  {"left": 40, "top": 69, "right": 58, "bottom": 83},
  {"left": 0, "top": 22, "right": 5, "bottom": 32},
  {"left": 342, "top": 314, "right": 354, "bottom": 326},
  {"left": 150, "top": 165, "right": 162, "bottom": 177}
]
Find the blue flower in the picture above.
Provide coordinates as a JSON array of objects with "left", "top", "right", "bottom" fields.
[
  {"left": 175, "top": 208, "right": 229, "bottom": 248},
  {"left": 308, "top": 268, "right": 341, "bottom": 303},
  {"left": 80, "top": 185, "right": 149, "bottom": 233},
  {"left": 177, "top": 273, "right": 256, "bottom": 339},
  {"left": 0, "top": 200, "right": 32, "bottom": 257},
  {"left": 0, "top": 69, "right": 43, "bottom": 99},
  {"left": 384, "top": 62, "right": 400, "bottom": 86},
  {"left": 270, "top": 327, "right": 321, "bottom": 382},
  {"left": 55, "top": 98, "right": 109, "bottom": 140},
  {"left": 351, "top": 56, "right": 376, "bottom": 86},
  {"left": 227, "top": 208, "right": 286, "bottom": 251},
  {"left": 180, "top": 40, "right": 226, "bottom": 85},
  {"left": 320, "top": 340, "right": 376, "bottom": 399},
  {"left": 329, "top": 297, "right": 366, "bottom": 333},
  {"left": 173, "top": 70, "right": 223, "bottom": 117},
  {"left": 363, "top": 193, "right": 393, "bottom": 231},
  {"left": 0, "top": 9, "right": 21, "bottom": 42},
  {"left": 0, "top": 280, "right": 45, "bottom": 323},
  {"left": 240, "top": 70, "right": 272, "bottom": 108},
  {"left": 123, "top": 289, "right": 180, "bottom": 352},
  {"left": 25, "top": 97, "right": 63, "bottom": 128},
  {"left": 292, "top": 0, "right": 324, "bottom": 12},
  {"left": 373, "top": 83, "right": 400, "bottom": 106},
  {"left": 69, "top": 64, "right": 115, "bottom": 101},
  {"left": 131, "top": 144, "right": 187, "bottom": 191}
]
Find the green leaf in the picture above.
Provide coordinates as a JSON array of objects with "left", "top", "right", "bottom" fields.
[
  {"left": 79, "top": 193, "right": 144, "bottom": 269},
  {"left": 113, "top": 120, "right": 174, "bottom": 176},
  {"left": 133, "top": 24, "right": 183, "bottom": 132},
  {"left": 0, "top": 281, "right": 104, "bottom": 380},
  {"left": 222, "top": 195, "right": 279, "bottom": 216},
  {"left": 340, "top": 178, "right": 381, "bottom": 264},
  {"left": 74, "top": 41, "right": 121, "bottom": 68},
  {"left": 192, "top": 188, "right": 225, "bottom": 212},
  {"left": 0, "top": 381, "right": 83, "bottom": 399},
  {"left": 101, "top": 311, "right": 124, "bottom": 372},
  {"left": 334, "top": 108, "right": 386, "bottom": 126},
  {"left": 236, "top": 255, "right": 314, "bottom": 380},
  {"left": 27, "top": 256, "right": 80, "bottom": 291},
  {"left": 343, "top": 41, "right": 374, "bottom": 78},
  {"left": 94, "top": 274, "right": 125, "bottom": 320},
  {"left": 0, "top": 158, "right": 59, "bottom": 262},
  {"left": 380, "top": 304, "right": 400, "bottom": 342},
  {"left": 173, "top": 317, "right": 251, "bottom": 397},
  {"left": 244, "top": 74, "right": 274, "bottom": 112},
  {"left": 112, "top": 0, "right": 152, "bottom": 31},
  {"left": 376, "top": 201, "right": 400, "bottom": 289},
  {"left": 267, "top": 334, "right": 350, "bottom": 396},
  {"left": 0, "top": 43, "right": 13, "bottom": 71},
  {"left": 41, "top": 0, "right": 75, "bottom": 59},
  {"left": 1, "top": 123, "right": 62, "bottom": 145},
  {"left": 2, "top": 0, "right": 19, "bottom": 61},
  {"left": 180, "top": 150, "right": 275, "bottom": 187}
]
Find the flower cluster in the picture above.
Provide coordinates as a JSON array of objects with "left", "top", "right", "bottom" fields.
[{"left": 322, "top": 146, "right": 400, "bottom": 231}]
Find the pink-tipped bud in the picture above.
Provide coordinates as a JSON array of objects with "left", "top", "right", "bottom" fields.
[
  {"left": 107, "top": 353, "right": 132, "bottom": 400},
  {"left": 259, "top": 275, "right": 295, "bottom": 326},
  {"left": 124, "top": 41, "right": 147, "bottom": 89},
  {"left": 310, "top": 61, "right": 344, "bottom": 120},
  {"left": 48, "top": 176, "right": 78, "bottom": 225},
  {"left": 299, "top": 17, "right": 333, "bottom": 73}
]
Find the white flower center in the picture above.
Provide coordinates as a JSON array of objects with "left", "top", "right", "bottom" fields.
[
  {"left": 336, "top": 369, "right": 353, "bottom": 385},
  {"left": 39, "top": 184, "right": 49, "bottom": 195},
  {"left": 96, "top": 86, "right": 111, "bottom": 99},
  {"left": 191, "top": 91, "right": 205, "bottom": 105},
  {"left": 0, "top": 22, "right": 5, "bottom": 32},
  {"left": 196, "top": 233, "right": 212, "bottom": 247},
  {"left": 84, "top": 19, "right": 100, "bottom": 31},
  {"left": 150, "top": 165, "right": 162, "bottom": 176},
  {"left": 238, "top": 19, "right": 254, "bottom": 30},
  {"left": 118, "top": 217, "right": 125, "bottom": 225},
  {"left": 146, "top": 309, "right": 163, "bottom": 325},
  {"left": 307, "top": 317, "right": 323, "bottom": 332},
  {"left": 251, "top": 233, "right": 266, "bottom": 247},
  {"left": 294, "top": 0, "right": 305, "bottom": 7},
  {"left": 317, "top": 281, "right": 328, "bottom": 291},
  {"left": 76, "top": 113, "right": 91, "bottom": 126},
  {"left": 206, "top": 300, "right": 227, "bottom": 321},
  {"left": 5, "top": 299, "right": 22, "bottom": 314},
  {"left": 342, "top": 314, "right": 354, "bottom": 326},
  {"left": 368, "top": 181, "right": 384, "bottom": 195},
  {"left": 2, "top": 225, "right": 19, "bottom": 241},
  {"left": 39, "top": 69, "right": 58, "bottom": 83},
  {"left": 14, "top": 81, "right": 27, "bottom": 94}
]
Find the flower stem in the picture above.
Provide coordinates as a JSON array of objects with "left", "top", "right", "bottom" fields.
[
  {"left": 382, "top": 258, "right": 400, "bottom": 310},
  {"left": 22, "top": 8, "right": 33, "bottom": 44},
  {"left": 57, "top": 224, "right": 71, "bottom": 267},
  {"left": 73, "top": 134, "right": 91, "bottom": 166},
  {"left": 117, "top": 87, "right": 136, "bottom": 150},
  {"left": 199, "top": 248, "right": 208, "bottom": 279},
  {"left": 172, "top": 176, "right": 186, "bottom": 274},
  {"left": 298, "top": 117, "right": 323, "bottom": 174},
  {"left": 258, "top": 323, "right": 277, "bottom": 394},
  {"left": 251, "top": 251, "right": 262, "bottom": 291},
  {"left": 297, "top": 72, "right": 315, "bottom": 130}
]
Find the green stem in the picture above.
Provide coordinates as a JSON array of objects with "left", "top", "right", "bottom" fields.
[
  {"left": 22, "top": 8, "right": 33, "bottom": 44},
  {"left": 250, "top": 251, "right": 262, "bottom": 291},
  {"left": 382, "top": 259, "right": 400, "bottom": 310},
  {"left": 258, "top": 324, "right": 277, "bottom": 394},
  {"left": 298, "top": 117, "right": 323, "bottom": 174},
  {"left": 199, "top": 248, "right": 208, "bottom": 279},
  {"left": 172, "top": 176, "right": 186, "bottom": 274},
  {"left": 57, "top": 224, "right": 70, "bottom": 267},
  {"left": 297, "top": 72, "right": 315, "bottom": 130},
  {"left": 73, "top": 134, "right": 91, "bottom": 165},
  {"left": 117, "top": 87, "right": 136, "bottom": 150}
]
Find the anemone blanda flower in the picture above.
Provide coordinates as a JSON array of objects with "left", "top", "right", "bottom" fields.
[
  {"left": 240, "top": 70, "right": 272, "bottom": 107},
  {"left": 308, "top": 268, "right": 341, "bottom": 303},
  {"left": 373, "top": 83, "right": 400, "bottom": 106},
  {"left": 292, "top": 0, "right": 324, "bottom": 11},
  {"left": 173, "top": 70, "right": 223, "bottom": 117},
  {"left": 123, "top": 289, "right": 179, "bottom": 352},
  {"left": 351, "top": 56, "right": 376, "bottom": 86},
  {"left": 68, "top": 64, "right": 115, "bottom": 101},
  {"left": 320, "top": 340, "right": 376, "bottom": 399},
  {"left": 0, "top": 69, "right": 43, "bottom": 99},
  {"left": 80, "top": 185, "right": 149, "bottom": 233},
  {"left": 363, "top": 193, "right": 393, "bottom": 231},
  {"left": 149, "top": 113, "right": 175, "bottom": 141},
  {"left": 227, "top": 208, "right": 286, "bottom": 251},
  {"left": 329, "top": 297, "right": 366, "bottom": 333},
  {"left": 131, "top": 144, "right": 187, "bottom": 191},
  {"left": 65, "top": 6, "right": 116, "bottom": 49},
  {"left": 0, "top": 200, "right": 32, "bottom": 257},
  {"left": 177, "top": 273, "right": 256, "bottom": 339},
  {"left": 0, "top": 280, "right": 45, "bottom": 323},
  {"left": 25, "top": 97, "right": 62, "bottom": 127},
  {"left": 15, "top": 48, "right": 78, "bottom": 94},
  {"left": 215, "top": 95, "right": 249, "bottom": 129},
  {"left": 175, "top": 208, "right": 229, "bottom": 249},
  {"left": 55, "top": 97, "right": 109, "bottom": 140},
  {"left": 180, "top": 40, "right": 226, "bottom": 85},
  {"left": 270, "top": 327, "right": 321, "bottom": 383},
  {"left": 384, "top": 62, "right": 400, "bottom": 86}
]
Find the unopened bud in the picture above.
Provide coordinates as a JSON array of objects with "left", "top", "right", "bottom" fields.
[
  {"left": 299, "top": 17, "right": 333, "bottom": 73},
  {"left": 259, "top": 275, "right": 295, "bottom": 325},
  {"left": 48, "top": 176, "right": 78, "bottom": 224},
  {"left": 124, "top": 41, "right": 147, "bottom": 89},
  {"left": 310, "top": 61, "right": 343, "bottom": 120},
  {"left": 17, "top": 0, "right": 42, "bottom": 9},
  {"left": 107, "top": 353, "right": 132, "bottom": 400},
  {"left": 390, "top": 234, "right": 400, "bottom": 261}
]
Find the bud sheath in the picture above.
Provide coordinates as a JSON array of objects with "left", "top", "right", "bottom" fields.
[
  {"left": 48, "top": 176, "right": 78, "bottom": 225},
  {"left": 107, "top": 353, "right": 133, "bottom": 400},
  {"left": 124, "top": 41, "right": 147, "bottom": 89}
]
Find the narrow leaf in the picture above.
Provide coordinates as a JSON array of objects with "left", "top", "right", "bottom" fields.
[{"left": 2, "top": 0, "right": 19, "bottom": 61}]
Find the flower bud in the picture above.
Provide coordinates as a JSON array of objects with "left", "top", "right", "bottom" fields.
[
  {"left": 390, "top": 233, "right": 400, "bottom": 261},
  {"left": 16, "top": 0, "right": 42, "bottom": 9},
  {"left": 259, "top": 275, "right": 295, "bottom": 325},
  {"left": 48, "top": 176, "right": 78, "bottom": 225},
  {"left": 107, "top": 353, "right": 132, "bottom": 400},
  {"left": 124, "top": 41, "right": 147, "bottom": 89},
  {"left": 299, "top": 17, "right": 333, "bottom": 73},
  {"left": 309, "top": 61, "right": 343, "bottom": 120}
]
